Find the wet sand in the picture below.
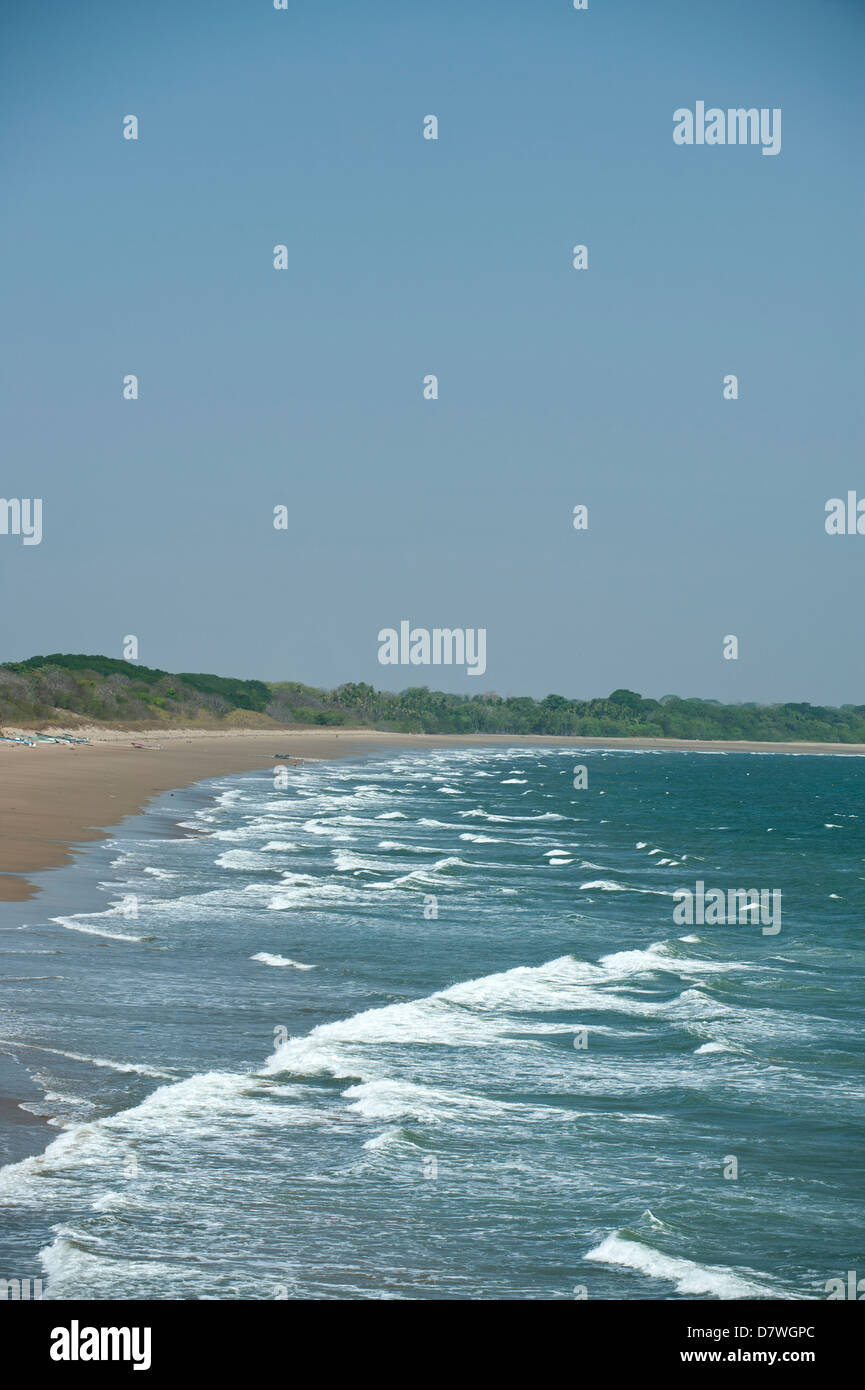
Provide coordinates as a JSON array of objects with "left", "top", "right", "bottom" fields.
[{"left": 0, "top": 1051, "right": 56, "bottom": 1167}]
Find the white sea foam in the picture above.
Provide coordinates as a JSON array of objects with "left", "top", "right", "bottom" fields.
[
  {"left": 91, "top": 1191, "right": 138, "bottom": 1212},
  {"left": 0, "top": 1070, "right": 312, "bottom": 1209},
  {"left": 342, "top": 1077, "right": 571, "bottom": 1125},
  {"left": 41, "top": 1089, "right": 94, "bottom": 1109},
  {"left": 251, "top": 953, "right": 316, "bottom": 970},
  {"left": 51, "top": 914, "right": 145, "bottom": 943},
  {"left": 302, "top": 818, "right": 354, "bottom": 840},
  {"left": 362, "top": 1127, "right": 407, "bottom": 1151},
  {"left": 0, "top": 949, "right": 59, "bottom": 955},
  {"left": 584, "top": 1233, "right": 778, "bottom": 1298},
  {"left": 370, "top": 856, "right": 471, "bottom": 890},
  {"left": 598, "top": 944, "right": 741, "bottom": 979},
  {"left": 39, "top": 1228, "right": 185, "bottom": 1294},
  {"left": 579, "top": 880, "right": 676, "bottom": 898},
  {"left": 0, "top": 1038, "right": 174, "bottom": 1078},
  {"left": 214, "top": 849, "right": 289, "bottom": 870},
  {"left": 333, "top": 850, "right": 391, "bottom": 873},
  {"left": 267, "top": 881, "right": 363, "bottom": 910},
  {"left": 216, "top": 790, "right": 244, "bottom": 807},
  {"left": 641, "top": 1209, "right": 666, "bottom": 1230}
]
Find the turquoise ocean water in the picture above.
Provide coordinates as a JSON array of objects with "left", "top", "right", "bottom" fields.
[{"left": 0, "top": 745, "right": 862, "bottom": 1300}]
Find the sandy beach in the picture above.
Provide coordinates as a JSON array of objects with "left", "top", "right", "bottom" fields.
[{"left": 1, "top": 725, "right": 863, "bottom": 901}]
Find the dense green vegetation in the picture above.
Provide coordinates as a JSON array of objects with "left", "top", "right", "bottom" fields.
[
  {"left": 1, "top": 654, "right": 863, "bottom": 743},
  {"left": 0, "top": 656, "right": 272, "bottom": 725}
]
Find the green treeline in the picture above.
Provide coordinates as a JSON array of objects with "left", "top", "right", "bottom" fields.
[{"left": 1, "top": 655, "right": 863, "bottom": 743}]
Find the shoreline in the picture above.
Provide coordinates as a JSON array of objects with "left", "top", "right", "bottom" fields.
[
  {"left": 1, "top": 726, "right": 863, "bottom": 902},
  {"left": 0, "top": 730, "right": 862, "bottom": 1270}
]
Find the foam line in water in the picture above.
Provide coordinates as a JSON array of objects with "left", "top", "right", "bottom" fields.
[{"left": 584, "top": 1233, "right": 782, "bottom": 1299}]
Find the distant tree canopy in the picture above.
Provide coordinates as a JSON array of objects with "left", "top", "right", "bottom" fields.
[{"left": 1, "top": 654, "right": 863, "bottom": 743}]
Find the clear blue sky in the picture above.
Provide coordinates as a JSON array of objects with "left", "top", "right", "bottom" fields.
[{"left": 1, "top": 0, "right": 862, "bottom": 703}]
